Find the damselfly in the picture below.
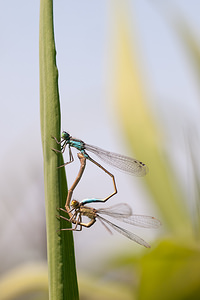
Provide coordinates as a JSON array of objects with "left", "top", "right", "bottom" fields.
[
  {"left": 59, "top": 153, "right": 161, "bottom": 248},
  {"left": 59, "top": 200, "right": 161, "bottom": 248},
  {"left": 52, "top": 131, "right": 148, "bottom": 203}
]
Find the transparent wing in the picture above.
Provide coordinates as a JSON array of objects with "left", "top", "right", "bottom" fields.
[
  {"left": 121, "top": 214, "right": 161, "bottom": 228},
  {"left": 97, "top": 204, "right": 161, "bottom": 229},
  {"left": 97, "top": 203, "right": 132, "bottom": 218},
  {"left": 85, "top": 143, "right": 148, "bottom": 176},
  {"left": 97, "top": 215, "right": 150, "bottom": 248}
]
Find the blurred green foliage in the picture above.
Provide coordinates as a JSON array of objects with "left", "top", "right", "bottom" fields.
[{"left": 107, "top": 2, "right": 200, "bottom": 300}]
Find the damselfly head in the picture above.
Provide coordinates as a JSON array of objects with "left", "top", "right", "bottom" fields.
[
  {"left": 71, "top": 200, "right": 80, "bottom": 208},
  {"left": 62, "top": 131, "right": 71, "bottom": 140}
]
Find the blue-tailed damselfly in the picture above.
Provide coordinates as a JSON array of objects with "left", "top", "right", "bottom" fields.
[{"left": 59, "top": 200, "right": 161, "bottom": 248}]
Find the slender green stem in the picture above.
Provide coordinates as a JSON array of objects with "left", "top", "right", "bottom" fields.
[{"left": 39, "top": 0, "right": 79, "bottom": 299}]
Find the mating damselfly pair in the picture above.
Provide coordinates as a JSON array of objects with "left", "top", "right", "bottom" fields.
[{"left": 53, "top": 134, "right": 161, "bottom": 248}]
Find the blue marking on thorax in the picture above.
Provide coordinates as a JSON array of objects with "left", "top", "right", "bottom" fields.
[
  {"left": 69, "top": 139, "right": 90, "bottom": 158},
  {"left": 81, "top": 198, "right": 102, "bottom": 205},
  {"left": 69, "top": 140, "right": 84, "bottom": 150}
]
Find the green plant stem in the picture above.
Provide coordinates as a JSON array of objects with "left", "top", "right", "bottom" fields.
[{"left": 39, "top": 0, "right": 79, "bottom": 299}]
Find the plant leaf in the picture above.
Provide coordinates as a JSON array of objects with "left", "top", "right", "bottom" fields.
[{"left": 39, "top": 0, "right": 79, "bottom": 299}]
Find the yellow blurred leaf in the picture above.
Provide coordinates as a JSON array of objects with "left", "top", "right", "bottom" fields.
[
  {"left": 112, "top": 2, "right": 192, "bottom": 235},
  {"left": 139, "top": 238, "right": 200, "bottom": 300}
]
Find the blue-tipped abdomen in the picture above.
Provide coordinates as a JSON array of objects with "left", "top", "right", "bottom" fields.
[{"left": 81, "top": 198, "right": 103, "bottom": 205}]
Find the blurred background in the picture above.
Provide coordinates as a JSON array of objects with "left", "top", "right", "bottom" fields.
[{"left": 1, "top": 0, "right": 200, "bottom": 299}]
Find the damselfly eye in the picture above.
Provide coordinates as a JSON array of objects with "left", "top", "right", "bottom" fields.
[
  {"left": 71, "top": 200, "right": 79, "bottom": 208},
  {"left": 62, "top": 131, "right": 70, "bottom": 140}
]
